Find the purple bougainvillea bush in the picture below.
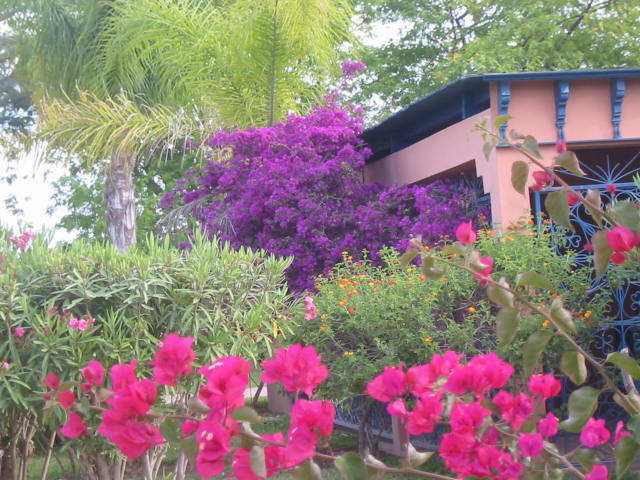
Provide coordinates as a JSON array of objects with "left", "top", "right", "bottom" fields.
[{"left": 160, "top": 96, "right": 487, "bottom": 291}]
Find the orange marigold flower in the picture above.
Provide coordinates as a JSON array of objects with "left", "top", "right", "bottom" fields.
[
  {"left": 388, "top": 280, "right": 395, "bottom": 285},
  {"left": 338, "top": 300, "right": 347, "bottom": 306},
  {"left": 343, "top": 351, "right": 354, "bottom": 356},
  {"left": 347, "top": 290, "right": 358, "bottom": 296},
  {"left": 584, "top": 310, "right": 592, "bottom": 319},
  {"left": 319, "top": 324, "right": 328, "bottom": 330},
  {"left": 419, "top": 275, "right": 426, "bottom": 281},
  {"left": 468, "top": 307, "right": 476, "bottom": 313},
  {"left": 424, "top": 337, "right": 432, "bottom": 343},
  {"left": 542, "top": 320, "right": 551, "bottom": 328},
  {"left": 348, "top": 307, "right": 355, "bottom": 314}
]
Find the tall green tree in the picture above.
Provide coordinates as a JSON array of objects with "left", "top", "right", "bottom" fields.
[
  {"left": 7, "top": 0, "right": 352, "bottom": 250},
  {"left": 352, "top": 0, "right": 640, "bottom": 121}
]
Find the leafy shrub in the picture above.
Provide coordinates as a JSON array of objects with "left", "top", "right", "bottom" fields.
[
  {"left": 292, "top": 219, "right": 610, "bottom": 400},
  {"left": 161, "top": 97, "right": 486, "bottom": 291}
]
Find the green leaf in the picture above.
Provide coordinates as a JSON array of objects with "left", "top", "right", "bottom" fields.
[
  {"left": 573, "top": 448, "right": 597, "bottom": 470},
  {"left": 160, "top": 418, "right": 181, "bottom": 443},
  {"left": 511, "top": 161, "right": 529, "bottom": 195},
  {"left": 399, "top": 248, "right": 420, "bottom": 267},
  {"left": 292, "top": 459, "right": 322, "bottom": 480},
  {"left": 522, "top": 136, "right": 542, "bottom": 159},
  {"left": 232, "top": 406, "right": 262, "bottom": 423},
  {"left": 440, "top": 245, "right": 464, "bottom": 256},
  {"left": 609, "top": 200, "right": 640, "bottom": 233},
  {"left": 615, "top": 436, "right": 640, "bottom": 478},
  {"left": 335, "top": 452, "right": 368, "bottom": 480},
  {"left": 508, "top": 129, "right": 526, "bottom": 140},
  {"left": 407, "top": 443, "right": 433, "bottom": 468},
  {"left": 584, "top": 189, "right": 604, "bottom": 227},
  {"left": 487, "top": 277, "right": 514, "bottom": 308},
  {"left": 591, "top": 231, "right": 612, "bottom": 277},
  {"left": 544, "top": 190, "right": 573, "bottom": 231},
  {"left": 496, "top": 307, "right": 519, "bottom": 348},
  {"left": 553, "top": 151, "right": 585, "bottom": 176},
  {"left": 179, "top": 435, "right": 198, "bottom": 463},
  {"left": 627, "top": 415, "right": 640, "bottom": 443},
  {"left": 493, "top": 114, "right": 513, "bottom": 130},
  {"left": 422, "top": 263, "right": 445, "bottom": 280},
  {"left": 467, "top": 249, "right": 490, "bottom": 272},
  {"left": 550, "top": 298, "right": 576, "bottom": 334},
  {"left": 187, "top": 396, "right": 211, "bottom": 414},
  {"left": 515, "top": 271, "right": 553, "bottom": 291},
  {"left": 607, "top": 352, "right": 640, "bottom": 380},
  {"left": 523, "top": 330, "right": 553, "bottom": 378},
  {"left": 483, "top": 140, "right": 496, "bottom": 161},
  {"left": 559, "top": 386, "right": 599, "bottom": 433},
  {"left": 560, "top": 351, "right": 587, "bottom": 385},
  {"left": 250, "top": 446, "right": 268, "bottom": 479}
]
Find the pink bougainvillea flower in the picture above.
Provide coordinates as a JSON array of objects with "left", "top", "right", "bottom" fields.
[
  {"left": 13, "top": 327, "right": 25, "bottom": 337},
  {"left": 455, "top": 221, "right": 477, "bottom": 245},
  {"left": 290, "top": 399, "right": 335, "bottom": 437},
  {"left": 613, "top": 420, "right": 631, "bottom": 445},
  {"left": 449, "top": 401, "right": 489, "bottom": 433},
  {"left": 407, "top": 394, "right": 443, "bottom": 435},
  {"left": 606, "top": 226, "right": 635, "bottom": 253},
  {"left": 538, "top": 412, "right": 559, "bottom": 437},
  {"left": 492, "top": 391, "right": 534, "bottom": 431},
  {"left": 567, "top": 192, "right": 580, "bottom": 206},
  {"left": 44, "top": 373, "right": 60, "bottom": 391},
  {"left": 60, "top": 413, "right": 87, "bottom": 438},
  {"left": 195, "top": 420, "right": 232, "bottom": 477},
  {"left": 182, "top": 420, "right": 198, "bottom": 437},
  {"left": 261, "top": 344, "right": 328, "bottom": 397},
  {"left": 605, "top": 184, "right": 617, "bottom": 194},
  {"left": 445, "top": 352, "right": 512, "bottom": 398},
  {"left": 198, "top": 356, "right": 251, "bottom": 412},
  {"left": 304, "top": 296, "right": 317, "bottom": 321},
  {"left": 284, "top": 424, "right": 317, "bottom": 468},
  {"left": 110, "top": 361, "right": 138, "bottom": 392},
  {"left": 531, "top": 170, "right": 554, "bottom": 192},
  {"left": 584, "top": 243, "right": 594, "bottom": 252},
  {"left": 473, "top": 256, "right": 493, "bottom": 288},
  {"left": 58, "top": 390, "right": 76, "bottom": 409},
  {"left": 150, "top": 333, "right": 196, "bottom": 386},
  {"left": 528, "top": 374, "right": 562, "bottom": 399},
  {"left": 580, "top": 418, "right": 611, "bottom": 447},
  {"left": 365, "top": 365, "right": 406, "bottom": 402},
  {"left": 556, "top": 140, "right": 567, "bottom": 154},
  {"left": 585, "top": 464, "right": 609, "bottom": 480},
  {"left": 439, "top": 430, "right": 477, "bottom": 473},
  {"left": 386, "top": 398, "right": 408, "bottom": 419},
  {"left": 81, "top": 359, "right": 105, "bottom": 391},
  {"left": 518, "top": 432, "right": 543, "bottom": 457},
  {"left": 232, "top": 433, "right": 285, "bottom": 480},
  {"left": 107, "top": 378, "right": 158, "bottom": 417}
]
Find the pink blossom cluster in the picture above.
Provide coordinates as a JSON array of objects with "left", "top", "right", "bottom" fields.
[
  {"left": 455, "top": 221, "right": 493, "bottom": 287},
  {"left": 605, "top": 225, "right": 640, "bottom": 265},
  {"left": 46, "top": 337, "right": 627, "bottom": 480},
  {"left": 304, "top": 296, "right": 317, "bottom": 321},
  {"left": 9, "top": 231, "right": 36, "bottom": 251},
  {"left": 341, "top": 60, "right": 366, "bottom": 77},
  {"left": 68, "top": 316, "right": 96, "bottom": 331}
]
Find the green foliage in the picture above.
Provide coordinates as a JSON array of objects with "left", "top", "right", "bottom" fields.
[{"left": 0, "top": 228, "right": 296, "bottom": 427}]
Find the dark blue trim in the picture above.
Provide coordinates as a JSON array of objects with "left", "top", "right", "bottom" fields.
[
  {"left": 497, "top": 82, "right": 511, "bottom": 138},
  {"left": 611, "top": 79, "right": 625, "bottom": 139},
  {"left": 555, "top": 80, "right": 570, "bottom": 141}
]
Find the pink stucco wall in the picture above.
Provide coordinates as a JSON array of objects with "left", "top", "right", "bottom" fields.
[{"left": 366, "top": 76, "right": 640, "bottom": 229}]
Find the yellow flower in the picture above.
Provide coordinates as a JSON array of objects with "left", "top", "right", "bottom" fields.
[
  {"left": 424, "top": 337, "right": 432, "bottom": 343},
  {"left": 584, "top": 310, "right": 592, "bottom": 319},
  {"left": 341, "top": 251, "right": 348, "bottom": 255},
  {"left": 468, "top": 307, "right": 476, "bottom": 313},
  {"left": 542, "top": 320, "right": 551, "bottom": 328},
  {"left": 338, "top": 299, "right": 347, "bottom": 306},
  {"left": 343, "top": 351, "right": 354, "bottom": 356}
]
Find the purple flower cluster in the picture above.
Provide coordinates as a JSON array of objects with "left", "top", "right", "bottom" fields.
[{"left": 161, "top": 97, "right": 486, "bottom": 291}]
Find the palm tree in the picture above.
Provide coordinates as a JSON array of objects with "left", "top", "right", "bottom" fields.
[{"left": 9, "top": 0, "right": 353, "bottom": 251}]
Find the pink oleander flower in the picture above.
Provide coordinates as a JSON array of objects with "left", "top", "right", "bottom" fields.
[
  {"left": 455, "top": 221, "right": 477, "bottom": 245},
  {"left": 580, "top": 418, "right": 610, "bottom": 447},
  {"left": 538, "top": 412, "right": 559, "bottom": 437},
  {"left": 528, "top": 374, "right": 562, "bottom": 399},
  {"left": 44, "top": 373, "right": 60, "bottom": 391},
  {"left": 262, "top": 344, "right": 328, "bottom": 397},
  {"left": 613, "top": 420, "right": 631, "bottom": 445},
  {"left": 304, "top": 296, "right": 317, "bottom": 321},
  {"left": 60, "top": 413, "right": 87, "bottom": 438},
  {"left": 518, "top": 432, "right": 543, "bottom": 457},
  {"left": 58, "top": 390, "right": 76, "bottom": 409},
  {"left": 365, "top": 365, "right": 406, "bottom": 402},
  {"left": 585, "top": 464, "right": 609, "bottom": 480},
  {"left": 13, "top": 327, "right": 25, "bottom": 337},
  {"left": 150, "top": 333, "right": 196, "bottom": 386},
  {"left": 80, "top": 360, "right": 105, "bottom": 392}
]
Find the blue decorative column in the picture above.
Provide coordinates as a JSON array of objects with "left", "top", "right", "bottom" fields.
[
  {"left": 555, "top": 80, "right": 570, "bottom": 141},
  {"left": 497, "top": 81, "right": 511, "bottom": 139},
  {"left": 611, "top": 78, "right": 626, "bottom": 139}
]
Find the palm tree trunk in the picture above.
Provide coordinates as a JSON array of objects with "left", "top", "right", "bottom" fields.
[{"left": 104, "top": 150, "right": 137, "bottom": 252}]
